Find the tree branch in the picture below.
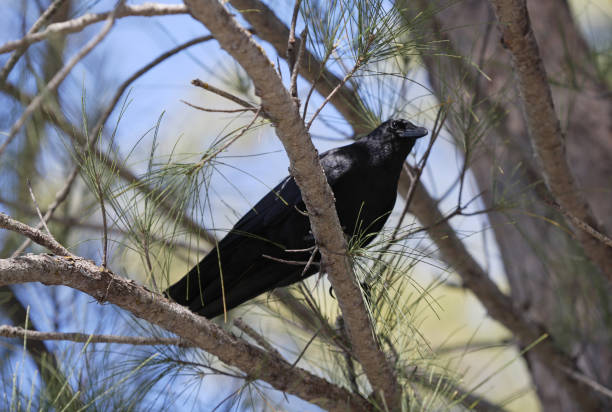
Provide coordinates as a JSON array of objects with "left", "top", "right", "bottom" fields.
[
  {"left": 1, "top": 212, "right": 70, "bottom": 256},
  {"left": 0, "top": 325, "right": 193, "bottom": 347},
  {"left": 0, "top": 2, "right": 121, "bottom": 157},
  {"left": 402, "top": 179, "right": 604, "bottom": 410},
  {"left": 183, "top": 0, "right": 401, "bottom": 408},
  {"left": 0, "top": 0, "right": 68, "bottom": 83},
  {"left": 0, "top": 253, "right": 369, "bottom": 412},
  {"left": 0, "top": 3, "right": 188, "bottom": 55},
  {"left": 228, "top": 0, "right": 372, "bottom": 134},
  {"left": 488, "top": 0, "right": 612, "bottom": 282}
]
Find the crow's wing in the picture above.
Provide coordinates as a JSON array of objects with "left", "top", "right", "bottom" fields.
[
  {"left": 167, "top": 175, "right": 311, "bottom": 315},
  {"left": 167, "top": 146, "right": 361, "bottom": 317}
]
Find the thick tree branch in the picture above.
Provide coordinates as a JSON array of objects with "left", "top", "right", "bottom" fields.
[
  {"left": 183, "top": 0, "right": 400, "bottom": 408},
  {"left": 488, "top": 0, "right": 612, "bottom": 282},
  {"left": 0, "top": 254, "right": 369, "bottom": 411}
]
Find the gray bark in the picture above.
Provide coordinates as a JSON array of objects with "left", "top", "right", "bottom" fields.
[{"left": 402, "top": 1, "right": 612, "bottom": 409}]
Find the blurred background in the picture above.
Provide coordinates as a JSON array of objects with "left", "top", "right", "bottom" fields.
[{"left": 1, "top": 0, "right": 611, "bottom": 410}]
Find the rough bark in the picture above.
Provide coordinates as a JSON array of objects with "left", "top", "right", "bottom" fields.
[
  {"left": 183, "top": 0, "right": 401, "bottom": 408},
  {"left": 401, "top": 0, "right": 612, "bottom": 410},
  {"left": 488, "top": 0, "right": 612, "bottom": 282},
  {"left": 0, "top": 254, "right": 370, "bottom": 412}
]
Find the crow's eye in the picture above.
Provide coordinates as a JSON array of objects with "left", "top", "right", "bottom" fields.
[{"left": 391, "top": 120, "right": 404, "bottom": 130}]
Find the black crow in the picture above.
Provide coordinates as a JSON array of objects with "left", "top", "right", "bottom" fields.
[{"left": 166, "top": 119, "right": 428, "bottom": 318}]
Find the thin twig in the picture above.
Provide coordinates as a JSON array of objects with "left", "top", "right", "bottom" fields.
[
  {"left": 305, "top": 61, "right": 361, "bottom": 130},
  {"left": 181, "top": 100, "right": 253, "bottom": 113},
  {"left": 0, "top": 212, "right": 70, "bottom": 256},
  {"left": 287, "top": 0, "right": 303, "bottom": 98},
  {"left": 261, "top": 254, "right": 320, "bottom": 267},
  {"left": 26, "top": 180, "right": 53, "bottom": 239},
  {"left": 271, "top": 289, "right": 350, "bottom": 351},
  {"left": 301, "top": 46, "right": 337, "bottom": 120},
  {"left": 549, "top": 202, "right": 612, "bottom": 249},
  {"left": 191, "top": 79, "right": 257, "bottom": 110},
  {"left": 92, "top": 173, "right": 109, "bottom": 269},
  {"left": 560, "top": 366, "right": 612, "bottom": 400},
  {"left": 284, "top": 246, "right": 317, "bottom": 253},
  {"left": 290, "top": 327, "right": 320, "bottom": 368},
  {"left": 0, "top": 1, "right": 121, "bottom": 158},
  {"left": 299, "top": 245, "right": 318, "bottom": 279},
  {"left": 0, "top": 4, "right": 188, "bottom": 55},
  {"left": 0, "top": 0, "right": 67, "bottom": 84},
  {"left": 435, "top": 338, "right": 514, "bottom": 355},
  {"left": 0, "top": 325, "right": 191, "bottom": 347},
  {"left": 290, "top": 28, "right": 308, "bottom": 100},
  {"left": 191, "top": 108, "right": 262, "bottom": 172},
  {"left": 143, "top": 236, "right": 158, "bottom": 291},
  {"left": 287, "top": 0, "right": 302, "bottom": 71},
  {"left": 12, "top": 167, "right": 79, "bottom": 257},
  {"left": 392, "top": 205, "right": 499, "bottom": 244}
]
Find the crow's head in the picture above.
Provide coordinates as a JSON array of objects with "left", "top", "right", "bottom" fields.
[
  {"left": 364, "top": 118, "right": 428, "bottom": 148},
  {"left": 361, "top": 119, "right": 428, "bottom": 162},
  {"left": 366, "top": 119, "right": 428, "bottom": 144},
  {"left": 379, "top": 118, "right": 428, "bottom": 140}
]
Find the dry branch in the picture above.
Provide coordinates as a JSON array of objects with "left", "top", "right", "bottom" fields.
[
  {"left": 0, "top": 4, "right": 120, "bottom": 157},
  {"left": 1, "top": 212, "right": 70, "bottom": 256},
  {"left": 403, "top": 179, "right": 604, "bottom": 410},
  {"left": 222, "top": 1, "right": 607, "bottom": 408},
  {"left": 0, "top": 325, "right": 192, "bottom": 347},
  {"left": 183, "top": 0, "right": 401, "bottom": 408},
  {"left": 0, "top": 253, "right": 369, "bottom": 412},
  {"left": 0, "top": 0, "right": 68, "bottom": 83},
  {"left": 0, "top": 3, "right": 188, "bottom": 54},
  {"left": 488, "top": 0, "right": 612, "bottom": 282}
]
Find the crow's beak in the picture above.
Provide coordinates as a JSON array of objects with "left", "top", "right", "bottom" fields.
[{"left": 400, "top": 126, "right": 428, "bottom": 139}]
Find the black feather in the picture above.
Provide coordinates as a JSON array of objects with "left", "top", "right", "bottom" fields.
[{"left": 166, "top": 119, "right": 427, "bottom": 318}]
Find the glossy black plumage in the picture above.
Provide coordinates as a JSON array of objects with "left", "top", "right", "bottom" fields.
[{"left": 166, "top": 119, "right": 428, "bottom": 318}]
